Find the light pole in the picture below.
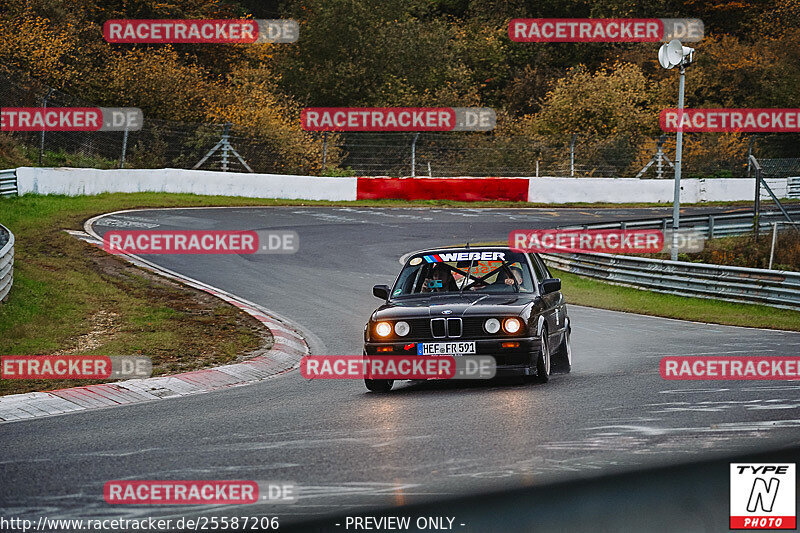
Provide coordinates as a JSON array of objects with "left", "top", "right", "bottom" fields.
[{"left": 658, "top": 39, "right": 694, "bottom": 260}]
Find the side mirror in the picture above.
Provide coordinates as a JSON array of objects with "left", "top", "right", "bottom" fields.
[
  {"left": 540, "top": 278, "right": 561, "bottom": 295},
  {"left": 373, "top": 284, "right": 391, "bottom": 300}
]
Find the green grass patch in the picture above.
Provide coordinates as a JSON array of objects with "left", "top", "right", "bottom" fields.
[
  {"left": 0, "top": 193, "right": 275, "bottom": 396},
  {"left": 553, "top": 267, "right": 800, "bottom": 331}
]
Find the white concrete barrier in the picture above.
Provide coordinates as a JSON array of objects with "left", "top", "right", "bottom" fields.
[
  {"left": 527, "top": 176, "right": 787, "bottom": 203},
  {"left": 15, "top": 167, "right": 358, "bottom": 201},
  {"left": 12, "top": 167, "right": 788, "bottom": 203}
]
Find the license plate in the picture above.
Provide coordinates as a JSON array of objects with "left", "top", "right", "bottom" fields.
[{"left": 417, "top": 342, "right": 476, "bottom": 356}]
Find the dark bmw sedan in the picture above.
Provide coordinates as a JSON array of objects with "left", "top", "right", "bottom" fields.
[{"left": 363, "top": 247, "right": 572, "bottom": 392}]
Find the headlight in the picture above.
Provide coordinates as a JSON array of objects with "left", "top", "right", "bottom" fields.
[
  {"left": 484, "top": 318, "right": 501, "bottom": 334},
  {"left": 394, "top": 321, "right": 410, "bottom": 336},
  {"left": 503, "top": 317, "right": 522, "bottom": 334},
  {"left": 375, "top": 321, "right": 392, "bottom": 337}
]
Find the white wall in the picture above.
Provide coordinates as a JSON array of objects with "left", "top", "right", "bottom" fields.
[
  {"left": 13, "top": 167, "right": 787, "bottom": 203},
  {"left": 528, "top": 176, "right": 787, "bottom": 203},
  {"left": 15, "top": 167, "right": 358, "bottom": 201}
]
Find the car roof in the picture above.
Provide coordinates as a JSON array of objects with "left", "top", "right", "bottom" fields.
[{"left": 407, "top": 245, "right": 515, "bottom": 256}]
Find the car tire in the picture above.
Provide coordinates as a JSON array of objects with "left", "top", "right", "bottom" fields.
[
  {"left": 364, "top": 378, "right": 394, "bottom": 393},
  {"left": 551, "top": 321, "right": 572, "bottom": 374},
  {"left": 525, "top": 328, "right": 550, "bottom": 384}
]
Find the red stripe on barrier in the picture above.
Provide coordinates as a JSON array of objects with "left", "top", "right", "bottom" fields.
[{"left": 356, "top": 177, "right": 529, "bottom": 202}]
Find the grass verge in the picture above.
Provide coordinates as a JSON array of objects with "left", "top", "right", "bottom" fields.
[
  {"left": 0, "top": 194, "right": 276, "bottom": 396},
  {"left": 553, "top": 267, "right": 800, "bottom": 331}
]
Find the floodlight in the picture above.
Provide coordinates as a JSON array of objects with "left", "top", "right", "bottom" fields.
[
  {"left": 659, "top": 39, "right": 694, "bottom": 69},
  {"left": 656, "top": 39, "right": 696, "bottom": 260}
]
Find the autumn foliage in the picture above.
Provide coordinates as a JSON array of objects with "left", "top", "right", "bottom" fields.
[{"left": 0, "top": 0, "right": 798, "bottom": 174}]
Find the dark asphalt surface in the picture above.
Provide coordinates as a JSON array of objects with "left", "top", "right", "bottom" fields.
[{"left": 2, "top": 206, "right": 800, "bottom": 530}]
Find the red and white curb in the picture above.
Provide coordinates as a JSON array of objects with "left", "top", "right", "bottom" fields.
[{"left": 0, "top": 220, "right": 310, "bottom": 424}]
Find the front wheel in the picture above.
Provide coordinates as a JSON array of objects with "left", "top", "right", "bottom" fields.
[
  {"left": 525, "top": 329, "right": 550, "bottom": 384},
  {"left": 552, "top": 321, "right": 572, "bottom": 374},
  {"left": 364, "top": 378, "right": 394, "bottom": 393}
]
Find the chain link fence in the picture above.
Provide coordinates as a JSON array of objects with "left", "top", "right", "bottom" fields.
[{"left": 2, "top": 72, "right": 800, "bottom": 178}]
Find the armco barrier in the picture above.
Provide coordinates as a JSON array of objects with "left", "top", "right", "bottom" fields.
[
  {"left": 789, "top": 177, "right": 800, "bottom": 199},
  {"left": 0, "top": 168, "right": 17, "bottom": 198},
  {"left": 562, "top": 206, "right": 800, "bottom": 237},
  {"left": 542, "top": 206, "right": 800, "bottom": 310},
  {"left": 0, "top": 223, "right": 14, "bottom": 303},
  {"left": 543, "top": 251, "right": 800, "bottom": 310}
]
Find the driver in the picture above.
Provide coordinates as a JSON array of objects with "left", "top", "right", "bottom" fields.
[{"left": 421, "top": 264, "right": 457, "bottom": 292}]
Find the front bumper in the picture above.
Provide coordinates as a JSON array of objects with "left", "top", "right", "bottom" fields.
[{"left": 363, "top": 337, "right": 540, "bottom": 371}]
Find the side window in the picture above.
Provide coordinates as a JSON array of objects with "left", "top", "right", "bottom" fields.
[
  {"left": 535, "top": 255, "right": 553, "bottom": 279},
  {"left": 528, "top": 253, "right": 546, "bottom": 282}
]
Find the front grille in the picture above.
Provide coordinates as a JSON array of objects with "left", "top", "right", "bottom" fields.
[
  {"left": 431, "top": 318, "right": 447, "bottom": 338},
  {"left": 447, "top": 318, "right": 462, "bottom": 337}
]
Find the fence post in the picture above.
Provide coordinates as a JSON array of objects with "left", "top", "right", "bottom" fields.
[
  {"left": 411, "top": 133, "right": 419, "bottom": 177},
  {"left": 769, "top": 222, "right": 778, "bottom": 269},
  {"left": 220, "top": 123, "right": 231, "bottom": 172},
  {"left": 751, "top": 155, "right": 761, "bottom": 241},
  {"left": 569, "top": 133, "right": 577, "bottom": 177},
  {"left": 119, "top": 126, "right": 129, "bottom": 169},
  {"left": 322, "top": 132, "right": 327, "bottom": 172},
  {"left": 39, "top": 88, "right": 54, "bottom": 166}
]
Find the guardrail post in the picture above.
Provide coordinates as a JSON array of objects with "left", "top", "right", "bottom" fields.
[{"left": 708, "top": 216, "right": 714, "bottom": 238}]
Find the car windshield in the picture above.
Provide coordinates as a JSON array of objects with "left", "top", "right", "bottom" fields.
[{"left": 392, "top": 250, "right": 535, "bottom": 296}]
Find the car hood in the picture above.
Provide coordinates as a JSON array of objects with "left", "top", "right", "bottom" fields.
[{"left": 371, "top": 293, "right": 534, "bottom": 320}]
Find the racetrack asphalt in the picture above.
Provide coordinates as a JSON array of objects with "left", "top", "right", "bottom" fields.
[{"left": 1, "top": 206, "right": 799, "bottom": 528}]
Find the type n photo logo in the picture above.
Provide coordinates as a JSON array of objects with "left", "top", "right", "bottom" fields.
[{"left": 730, "top": 463, "right": 796, "bottom": 529}]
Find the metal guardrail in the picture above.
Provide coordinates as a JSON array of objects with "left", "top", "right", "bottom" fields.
[
  {"left": 562, "top": 207, "right": 800, "bottom": 237},
  {"left": 544, "top": 207, "right": 800, "bottom": 310},
  {"left": 543, "top": 252, "right": 800, "bottom": 310},
  {"left": 789, "top": 177, "right": 800, "bottom": 199},
  {"left": 0, "top": 168, "right": 18, "bottom": 198},
  {"left": 0, "top": 223, "right": 14, "bottom": 303}
]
